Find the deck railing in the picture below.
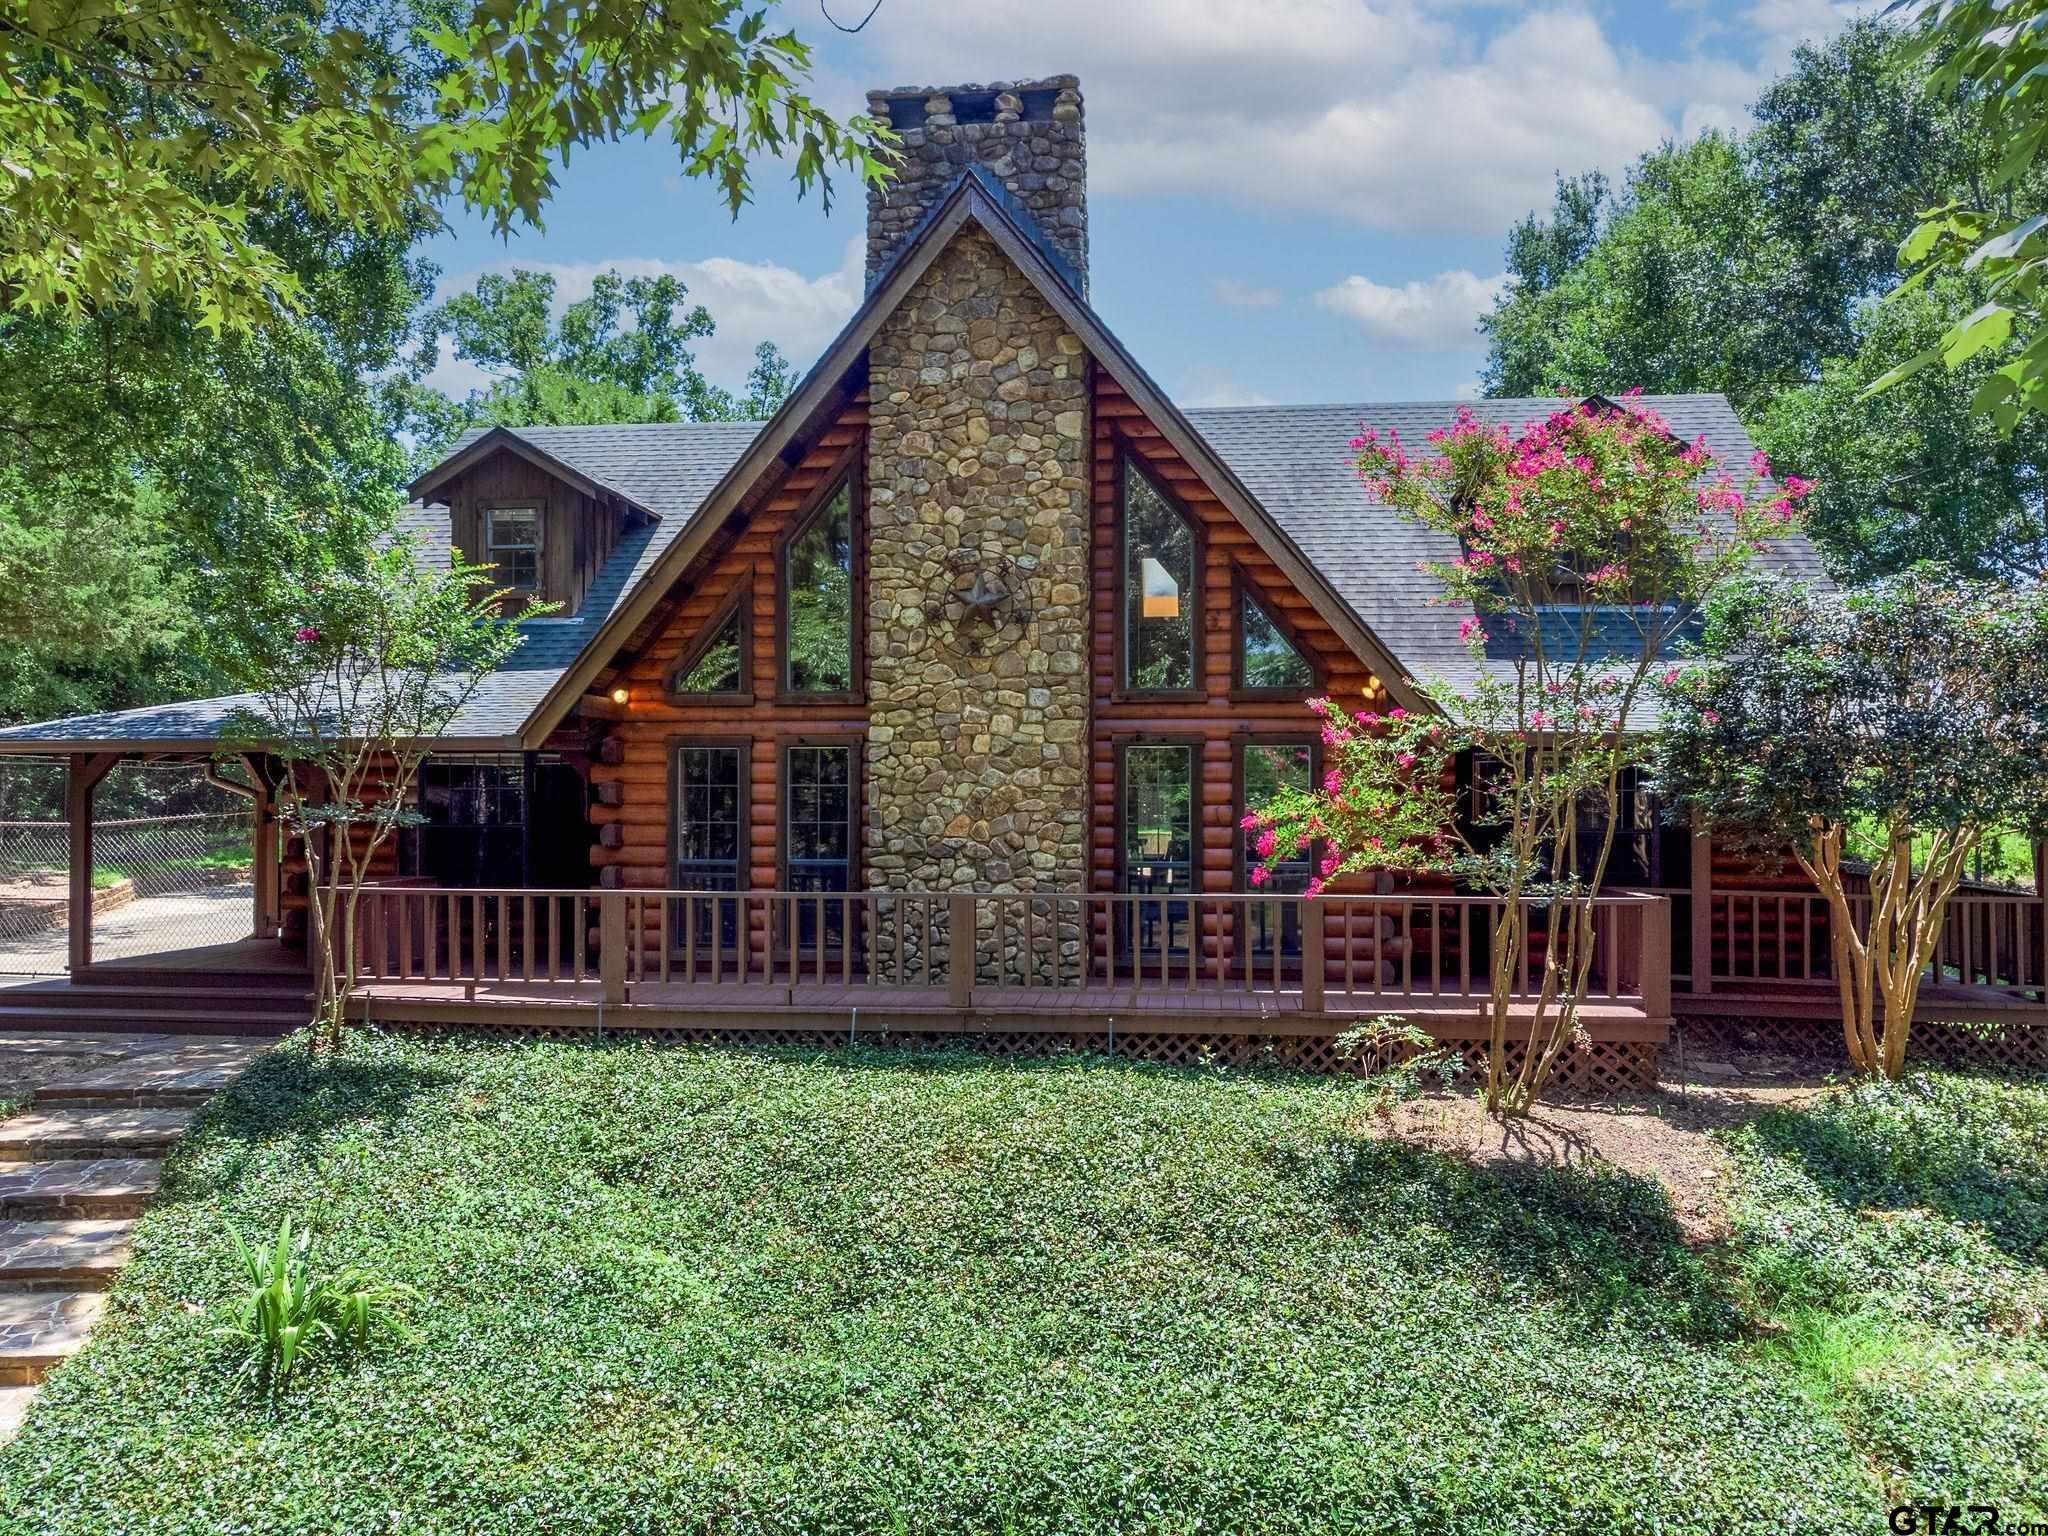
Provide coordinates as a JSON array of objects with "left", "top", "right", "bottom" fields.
[
  {"left": 1709, "top": 889, "right": 2048, "bottom": 1004},
  {"left": 346, "top": 886, "right": 1674, "bottom": 1015}
]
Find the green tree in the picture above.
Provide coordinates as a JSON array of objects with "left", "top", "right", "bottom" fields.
[
  {"left": 0, "top": 0, "right": 891, "bottom": 334},
  {"left": 1875, "top": 0, "right": 2048, "bottom": 430},
  {"left": 1754, "top": 275, "right": 2048, "bottom": 580},
  {"left": 1481, "top": 19, "right": 2038, "bottom": 577},
  {"left": 1651, "top": 568, "right": 2048, "bottom": 1078},
  {"left": 392, "top": 268, "right": 799, "bottom": 464}
]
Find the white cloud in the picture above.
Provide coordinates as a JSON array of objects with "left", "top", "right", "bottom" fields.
[
  {"left": 1312, "top": 268, "right": 1506, "bottom": 351},
  {"left": 841, "top": 2, "right": 1708, "bottom": 235},
  {"left": 1210, "top": 278, "right": 1283, "bottom": 309},
  {"left": 422, "top": 238, "right": 865, "bottom": 398}
]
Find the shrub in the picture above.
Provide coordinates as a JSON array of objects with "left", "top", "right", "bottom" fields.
[{"left": 216, "top": 1214, "right": 413, "bottom": 1389}]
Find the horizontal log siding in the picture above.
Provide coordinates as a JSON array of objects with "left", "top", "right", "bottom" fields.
[
  {"left": 589, "top": 400, "right": 871, "bottom": 903},
  {"left": 1089, "top": 374, "right": 1392, "bottom": 905}
]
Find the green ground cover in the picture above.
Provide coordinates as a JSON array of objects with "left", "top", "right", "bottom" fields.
[{"left": 0, "top": 1034, "right": 2039, "bottom": 1534}]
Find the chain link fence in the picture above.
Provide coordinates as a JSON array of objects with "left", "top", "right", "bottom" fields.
[{"left": 0, "top": 759, "right": 261, "bottom": 976}]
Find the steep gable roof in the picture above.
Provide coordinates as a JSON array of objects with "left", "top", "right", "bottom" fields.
[
  {"left": 0, "top": 174, "right": 1829, "bottom": 755},
  {"left": 513, "top": 166, "right": 1427, "bottom": 741}
]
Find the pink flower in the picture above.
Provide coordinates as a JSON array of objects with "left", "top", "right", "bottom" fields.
[
  {"left": 1256, "top": 828, "right": 1277, "bottom": 860},
  {"left": 1661, "top": 667, "right": 1681, "bottom": 686},
  {"left": 1700, "top": 709, "right": 1721, "bottom": 726},
  {"left": 1249, "top": 865, "right": 1269, "bottom": 887},
  {"left": 295, "top": 627, "right": 320, "bottom": 644}
]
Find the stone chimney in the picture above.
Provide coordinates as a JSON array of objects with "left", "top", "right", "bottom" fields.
[{"left": 864, "top": 76, "right": 1087, "bottom": 293}]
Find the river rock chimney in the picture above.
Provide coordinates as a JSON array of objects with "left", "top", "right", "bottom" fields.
[{"left": 864, "top": 76, "right": 1087, "bottom": 294}]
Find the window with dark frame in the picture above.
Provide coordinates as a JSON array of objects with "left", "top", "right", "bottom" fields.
[
  {"left": 407, "top": 756, "right": 528, "bottom": 887},
  {"left": 485, "top": 506, "right": 541, "bottom": 593},
  {"left": 783, "top": 479, "right": 855, "bottom": 695},
  {"left": 673, "top": 744, "right": 745, "bottom": 952},
  {"left": 673, "top": 606, "right": 745, "bottom": 696},
  {"left": 1238, "top": 588, "right": 1314, "bottom": 693},
  {"left": 1120, "top": 742, "right": 1195, "bottom": 958},
  {"left": 1121, "top": 457, "right": 1197, "bottom": 692},
  {"left": 784, "top": 744, "right": 853, "bottom": 948},
  {"left": 1241, "top": 740, "right": 1314, "bottom": 958}
]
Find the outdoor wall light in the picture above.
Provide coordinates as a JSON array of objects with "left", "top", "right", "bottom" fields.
[{"left": 610, "top": 686, "right": 631, "bottom": 706}]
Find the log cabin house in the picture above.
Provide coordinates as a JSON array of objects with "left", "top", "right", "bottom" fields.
[{"left": 1, "top": 75, "right": 2041, "bottom": 1086}]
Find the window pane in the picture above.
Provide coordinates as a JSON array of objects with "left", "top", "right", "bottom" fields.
[
  {"left": 1123, "top": 746, "right": 1192, "bottom": 894},
  {"left": 1243, "top": 742, "right": 1312, "bottom": 955},
  {"left": 1241, "top": 592, "right": 1314, "bottom": 690},
  {"left": 415, "top": 757, "right": 526, "bottom": 886},
  {"left": 1123, "top": 462, "right": 1195, "bottom": 691},
  {"left": 786, "top": 746, "right": 851, "bottom": 948},
  {"left": 674, "top": 747, "right": 743, "bottom": 953},
  {"left": 785, "top": 483, "right": 854, "bottom": 693},
  {"left": 786, "top": 747, "right": 852, "bottom": 887},
  {"left": 677, "top": 608, "right": 744, "bottom": 693},
  {"left": 674, "top": 747, "right": 744, "bottom": 882},
  {"left": 486, "top": 507, "right": 540, "bottom": 591},
  {"left": 1243, "top": 743, "right": 1312, "bottom": 893}
]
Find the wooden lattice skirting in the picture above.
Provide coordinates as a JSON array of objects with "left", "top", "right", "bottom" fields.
[
  {"left": 374, "top": 1019, "right": 1663, "bottom": 1096},
  {"left": 1678, "top": 1013, "right": 2048, "bottom": 1075}
]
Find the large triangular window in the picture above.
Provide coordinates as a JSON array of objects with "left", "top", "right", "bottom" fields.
[{"left": 1235, "top": 578, "right": 1315, "bottom": 695}]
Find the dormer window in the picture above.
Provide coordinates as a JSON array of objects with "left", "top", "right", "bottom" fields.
[
  {"left": 780, "top": 472, "right": 857, "bottom": 697},
  {"left": 486, "top": 506, "right": 541, "bottom": 593},
  {"left": 1120, "top": 455, "right": 1199, "bottom": 694}
]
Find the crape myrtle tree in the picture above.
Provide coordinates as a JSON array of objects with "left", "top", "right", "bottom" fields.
[
  {"left": 1651, "top": 568, "right": 2048, "bottom": 1079},
  {"left": 215, "top": 522, "right": 538, "bottom": 1048},
  {"left": 1247, "top": 396, "right": 1805, "bottom": 1116}
]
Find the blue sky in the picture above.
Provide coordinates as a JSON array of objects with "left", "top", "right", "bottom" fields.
[{"left": 416, "top": 0, "right": 1873, "bottom": 410}]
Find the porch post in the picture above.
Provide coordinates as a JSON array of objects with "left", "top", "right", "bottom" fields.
[
  {"left": 65, "top": 753, "right": 119, "bottom": 973},
  {"left": 1689, "top": 816, "right": 1714, "bottom": 996},
  {"left": 1300, "top": 901, "right": 1325, "bottom": 1014},
  {"left": 1640, "top": 897, "right": 1673, "bottom": 1018}
]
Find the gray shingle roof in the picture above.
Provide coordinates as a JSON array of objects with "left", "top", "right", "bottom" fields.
[
  {"left": 0, "top": 395, "right": 1826, "bottom": 750},
  {"left": 1186, "top": 393, "right": 1827, "bottom": 702}
]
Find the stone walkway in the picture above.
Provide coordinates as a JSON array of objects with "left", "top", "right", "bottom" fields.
[{"left": 0, "top": 1032, "right": 269, "bottom": 1439}]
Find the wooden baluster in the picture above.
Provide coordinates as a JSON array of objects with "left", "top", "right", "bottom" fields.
[
  {"left": 1398, "top": 900, "right": 1412, "bottom": 994},
  {"left": 546, "top": 895, "right": 560, "bottom": 983},
  {"left": 1459, "top": 903, "right": 1472, "bottom": 997},
  {"left": 1344, "top": 901, "right": 1358, "bottom": 996},
  {"left": 658, "top": 895, "right": 671, "bottom": 986}
]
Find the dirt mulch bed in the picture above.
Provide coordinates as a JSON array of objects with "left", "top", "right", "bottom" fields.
[{"left": 1375, "top": 1051, "right": 1836, "bottom": 1242}]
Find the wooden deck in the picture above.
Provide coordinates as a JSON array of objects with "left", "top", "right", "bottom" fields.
[{"left": 350, "top": 976, "right": 1670, "bottom": 1042}]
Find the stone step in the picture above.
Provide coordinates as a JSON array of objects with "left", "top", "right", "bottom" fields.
[
  {"left": 0, "top": 1385, "right": 32, "bottom": 1441},
  {"left": 0, "top": 1220, "right": 133, "bottom": 1290},
  {"left": 0, "top": 1006, "right": 300, "bottom": 1038},
  {"left": 0, "top": 1108, "right": 193, "bottom": 1162},
  {"left": 34, "top": 1042, "right": 270, "bottom": 1109},
  {"left": 0, "top": 1159, "right": 161, "bottom": 1220},
  {"left": 0, "top": 1291, "right": 106, "bottom": 1385}
]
